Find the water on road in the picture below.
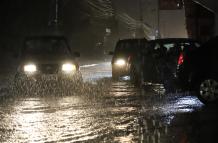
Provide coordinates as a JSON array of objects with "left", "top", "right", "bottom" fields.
[{"left": 0, "top": 61, "right": 217, "bottom": 143}]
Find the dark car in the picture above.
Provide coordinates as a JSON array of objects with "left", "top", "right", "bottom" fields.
[
  {"left": 130, "top": 38, "right": 200, "bottom": 91},
  {"left": 110, "top": 38, "right": 147, "bottom": 79},
  {"left": 177, "top": 36, "right": 218, "bottom": 104},
  {"left": 14, "top": 36, "right": 82, "bottom": 93}
]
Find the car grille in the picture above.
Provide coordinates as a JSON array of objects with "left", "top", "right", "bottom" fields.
[{"left": 39, "top": 64, "right": 59, "bottom": 74}]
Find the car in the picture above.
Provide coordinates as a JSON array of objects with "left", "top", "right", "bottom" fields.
[
  {"left": 176, "top": 40, "right": 201, "bottom": 91},
  {"left": 177, "top": 36, "right": 218, "bottom": 104},
  {"left": 14, "top": 35, "right": 82, "bottom": 94},
  {"left": 130, "top": 38, "right": 200, "bottom": 92},
  {"left": 110, "top": 38, "right": 147, "bottom": 79}
]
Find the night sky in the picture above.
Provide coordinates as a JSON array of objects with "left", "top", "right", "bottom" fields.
[
  {"left": 0, "top": 0, "right": 216, "bottom": 56},
  {"left": 0, "top": 0, "right": 146, "bottom": 56},
  {"left": 0, "top": 0, "right": 111, "bottom": 56}
]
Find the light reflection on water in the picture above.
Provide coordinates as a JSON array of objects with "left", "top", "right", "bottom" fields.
[
  {"left": 8, "top": 96, "right": 109, "bottom": 142},
  {"left": 0, "top": 81, "right": 142, "bottom": 143},
  {"left": 0, "top": 78, "right": 205, "bottom": 143},
  {"left": 162, "top": 95, "right": 203, "bottom": 115}
]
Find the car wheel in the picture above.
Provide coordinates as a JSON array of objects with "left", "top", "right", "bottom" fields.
[{"left": 196, "top": 78, "right": 218, "bottom": 104}]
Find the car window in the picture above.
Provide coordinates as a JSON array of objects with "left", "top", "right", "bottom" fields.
[
  {"left": 115, "top": 41, "right": 141, "bottom": 53},
  {"left": 144, "top": 42, "right": 155, "bottom": 55},
  {"left": 194, "top": 42, "right": 201, "bottom": 48},
  {"left": 163, "top": 43, "right": 175, "bottom": 51},
  {"left": 160, "top": 41, "right": 200, "bottom": 55},
  {"left": 179, "top": 42, "right": 200, "bottom": 53},
  {"left": 115, "top": 42, "right": 123, "bottom": 52},
  {"left": 154, "top": 43, "right": 161, "bottom": 50},
  {"left": 163, "top": 43, "right": 178, "bottom": 55},
  {"left": 23, "top": 39, "right": 71, "bottom": 56}
]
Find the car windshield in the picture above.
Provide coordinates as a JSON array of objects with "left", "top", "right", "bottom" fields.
[
  {"left": 159, "top": 41, "right": 200, "bottom": 54},
  {"left": 23, "top": 39, "right": 71, "bottom": 56},
  {"left": 115, "top": 41, "right": 142, "bottom": 54}
]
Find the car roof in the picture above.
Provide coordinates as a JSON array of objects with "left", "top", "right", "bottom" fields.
[
  {"left": 149, "top": 38, "right": 198, "bottom": 43},
  {"left": 150, "top": 38, "right": 197, "bottom": 43}
]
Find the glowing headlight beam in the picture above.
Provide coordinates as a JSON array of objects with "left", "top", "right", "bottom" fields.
[
  {"left": 62, "top": 63, "right": 76, "bottom": 72},
  {"left": 24, "top": 64, "right": 37, "bottom": 73},
  {"left": 115, "top": 59, "right": 126, "bottom": 66}
]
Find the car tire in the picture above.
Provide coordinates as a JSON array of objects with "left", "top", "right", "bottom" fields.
[{"left": 194, "top": 77, "right": 218, "bottom": 105}]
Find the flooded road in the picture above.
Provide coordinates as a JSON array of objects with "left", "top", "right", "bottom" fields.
[{"left": 0, "top": 61, "right": 218, "bottom": 143}]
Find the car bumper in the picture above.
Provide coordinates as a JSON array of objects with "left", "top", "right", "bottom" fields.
[
  {"left": 176, "top": 69, "right": 192, "bottom": 91},
  {"left": 112, "top": 65, "right": 129, "bottom": 76},
  {"left": 15, "top": 72, "right": 82, "bottom": 84}
]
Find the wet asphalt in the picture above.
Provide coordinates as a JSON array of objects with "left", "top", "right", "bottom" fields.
[{"left": 0, "top": 61, "right": 218, "bottom": 143}]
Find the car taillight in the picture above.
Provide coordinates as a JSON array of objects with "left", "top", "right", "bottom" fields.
[{"left": 178, "top": 53, "right": 184, "bottom": 65}]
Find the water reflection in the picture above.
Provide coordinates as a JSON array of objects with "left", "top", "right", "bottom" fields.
[
  {"left": 161, "top": 95, "right": 204, "bottom": 116},
  {"left": 0, "top": 75, "right": 208, "bottom": 143},
  {"left": 0, "top": 80, "right": 142, "bottom": 142},
  {"left": 5, "top": 97, "right": 103, "bottom": 142}
]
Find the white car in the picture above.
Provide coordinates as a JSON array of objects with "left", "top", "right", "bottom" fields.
[{"left": 14, "top": 36, "right": 82, "bottom": 93}]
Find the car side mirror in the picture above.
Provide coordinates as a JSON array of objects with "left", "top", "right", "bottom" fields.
[
  {"left": 73, "top": 52, "right": 80, "bottom": 57},
  {"left": 108, "top": 51, "right": 114, "bottom": 55}
]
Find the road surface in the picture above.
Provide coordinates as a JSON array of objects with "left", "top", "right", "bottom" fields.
[{"left": 0, "top": 61, "right": 218, "bottom": 143}]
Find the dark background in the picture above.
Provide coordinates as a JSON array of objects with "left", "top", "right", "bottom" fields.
[
  {"left": 0, "top": 0, "right": 217, "bottom": 58},
  {"left": 0, "top": 0, "right": 119, "bottom": 58}
]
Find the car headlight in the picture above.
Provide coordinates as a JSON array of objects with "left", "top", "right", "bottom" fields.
[
  {"left": 62, "top": 63, "right": 76, "bottom": 73},
  {"left": 114, "top": 59, "right": 126, "bottom": 66},
  {"left": 24, "top": 64, "right": 37, "bottom": 73}
]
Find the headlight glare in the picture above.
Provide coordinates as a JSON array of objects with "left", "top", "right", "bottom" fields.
[
  {"left": 62, "top": 63, "right": 76, "bottom": 72},
  {"left": 24, "top": 64, "right": 37, "bottom": 73},
  {"left": 115, "top": 59, "right": 126, "bottom": 66}
]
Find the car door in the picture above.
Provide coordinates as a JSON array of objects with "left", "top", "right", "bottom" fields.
[
  {"left": 163, "top": 42, "right": 179, "bottom": 76},
  {"left": 142, "top": 42, "right": 160, "bottom": 83}
]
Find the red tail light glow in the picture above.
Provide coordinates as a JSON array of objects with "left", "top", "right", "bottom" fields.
[{"left": 178, "top": 53, "right": 184, "bottom": 65}]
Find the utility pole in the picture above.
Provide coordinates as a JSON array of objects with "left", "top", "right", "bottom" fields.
[
  {"left": 139, "top": 0, "right": 144, "bottom": 38},
  {"left": 49, "top": 0, "right": 59, "bottom": 26},
  {"left": 48, "top": 0, "right": 61, "bottom": 34},
  {"left": 156, "top": 0, "right": 160, "bottom": 39},
  {"left": 54, "top": 0, "right": 59, "bottom": 25}
]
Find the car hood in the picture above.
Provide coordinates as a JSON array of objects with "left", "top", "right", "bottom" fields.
[{"left": 21, "top": 55, "right": 76, "bottom": 64}]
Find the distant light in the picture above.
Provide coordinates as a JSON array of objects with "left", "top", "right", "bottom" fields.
[
  {"left": 132, "top": 32, "right": 136, "bottom": 38},
  {"left": 106, "top": 28, "right": 111, "bottom": 34},
  {"left": 177, "top": 3, "right": 180, "bottom": 7}
]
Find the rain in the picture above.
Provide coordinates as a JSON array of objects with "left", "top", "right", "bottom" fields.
[{"left": 0, "top": 0, "right": 218, "bottom": 143}]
